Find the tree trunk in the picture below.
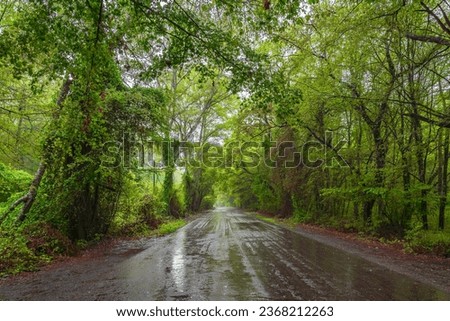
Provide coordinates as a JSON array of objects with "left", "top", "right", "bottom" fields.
[
  {"left": 406, "top": 38, "right": 429, "bottom": 230},
  {"left": 410, "top": 90, "right": 428, "bottom": 229},
  {"left": 399, "top": 111, "right": 412, "bottom": 228},
  {"left": 15, "top": 105, "right": 25, "bottom": 168},
  {"left": 363, "top": 123, "right": 387, "bottom": 225},
  {"left": 438, "top": 128, "right": 449, "bottom": 230}
]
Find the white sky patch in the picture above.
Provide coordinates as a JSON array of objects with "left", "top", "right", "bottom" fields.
[{"left": 238, "top": 90, "right": 250, "bottom": 100}]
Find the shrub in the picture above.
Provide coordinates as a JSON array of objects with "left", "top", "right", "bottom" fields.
[
  {"left": 111, "top": 174, "right": 166, "bottom": 236},
  {"left": 112, "top": 186, "right": 167, "bottom": 236},
  {"left": 0, "top": 221, "right": 75, "bottom": 276},
  {"left": 291, "top": 207, "right": 313, "bottom": 223},
  {"left": 22, "top": 222, "right": 75, "bottom": 256},
  {"left": 167, "top": 191, "right": 185, "bottom": 218},
  {"left": 406, "top": 230, "right": 450, "bottom": 257},
  {"left": 0, "top": 229, "right": 39, "bottom": 276},
  {"left": 137, "top": 194, "right": 163, "bottom": 228},
  {"left": 0, "top": 162, "right": 32, "bottom": 203}
]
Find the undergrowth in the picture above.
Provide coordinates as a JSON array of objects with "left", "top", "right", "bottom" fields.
[
  {"left": 406, "top": 229, "right": 450, "bottom": 257},
  {"left": 255, "top": 213, "right": 277, "bottom": 224},
  {"left": 0, "top": 175, "right": 187, "bottom": 277},
  {"left": 154, "top": 219, "right": 186, "bottom": 236},
  {"left": 0, "top": 222, "right": 74, "bottom": 277}
]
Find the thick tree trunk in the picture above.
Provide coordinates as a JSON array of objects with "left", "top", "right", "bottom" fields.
[
  {"left": 362, "top": 123, "right": 387, "bottom": 225},
  {"left": 363, "top": 199, "right": 375, "bottom": 223}
]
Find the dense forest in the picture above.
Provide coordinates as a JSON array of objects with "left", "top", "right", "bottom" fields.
[{"left": 1, "top": 0, "right": 450, "bottom": 275}]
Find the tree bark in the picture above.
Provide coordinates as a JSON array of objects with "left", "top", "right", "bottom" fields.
[
  {"left": 408, "top": 70, "right": 429, "bottom": 229},
  {"left": 437, "top": 128, "right": 448, "bottom": 230},
  {"left": 406, "top": 33, "right": 450, "bottom": 47}
]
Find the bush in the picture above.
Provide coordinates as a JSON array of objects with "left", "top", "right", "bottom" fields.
[
  {"left": 137, "top": 194, "right": 163, "bottom": 228},
  {"left": 0, "top": 229, "right": 39, "bottom": 276},
  {"left": 291, "top": 207, "right": 313, "bottom": 223},
  {"left": 0, "top": 162, "right": 31, "bottom": 203},
  {"left": 0, "top": 166, "right": 77, "bottom": 276},
  {"left": 167, "top": 191, "right": 185, "bottom": 218},
  {"left": 0, "top": 222, "right": 74, "bottom": 276},
  {"left": 111, "top": 173, "right": 167, "bottom": 236},
  {"left": 112, "top": 192, "right": 164, "bottom": 237},
  {"left": 22, "top": 222, "right": 75, "bottom": 256}
]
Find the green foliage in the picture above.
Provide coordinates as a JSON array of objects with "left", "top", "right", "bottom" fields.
[
  {"left": 0, "top": 162, "right": 32, "bottom": 202},
  {"left": 255, "top": 214, "right": 277, "bottom": 225},
  {"left": 200, "top": 195, "right": 216, "bottom": 210},
  {"left": 406, "top": 229, "right": 450, "bottom": 257},
  {"left": 104, "top": 87, "right": 167, "bottom": 137},
  {"left": 111, "top": 174, "right": 165, "bottom": 237},
  {"left": 167, "top": 189, "right": 186, "bottom": 218},
  {"left": 156, "top": 219, "right": 186, "bottom": 236},
  {"left": 291, "top": 206, "right": 313, "bottom": 224},
  {"left": 0, "top": 228, "right": 40, "bottom": 276},
  {"left": 1, "top": 0, "right": 450, "bottom": 271},
  {"left": 38, "top": 82, "right": 168, "bottom": 240},
  {"left": 110, "top": 172, "right": 186, "bottom": 237},
  {"left": 252, "top": 180, "right": 280, "bottom": 213},
  {"left": 184, "top": 166, "right": 217, "bottom": 213},
  {"left": 0, "top": 67, "right": 55, "bottom": 170},
  {"left": 0, "top": 221, "right": 73, "bottom": 276}
]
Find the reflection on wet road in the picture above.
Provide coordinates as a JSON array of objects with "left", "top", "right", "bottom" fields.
[
  {"left": 119, "top": 208, "right": 449, "bottom": 300},
  {"left": 1, "top": 207, "right": 449, "bottom": 300}
]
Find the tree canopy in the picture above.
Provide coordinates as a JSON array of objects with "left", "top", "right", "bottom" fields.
[{"left": 1, "top": 0, "right": 450, "bottom": 275}]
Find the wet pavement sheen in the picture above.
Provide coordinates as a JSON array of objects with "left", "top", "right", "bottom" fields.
[
  {"left": 1, "top": 207, "right": 449, "bottom": 300},
  {"left": 119, "top": 208, "right": 450, "bottom": 300}
]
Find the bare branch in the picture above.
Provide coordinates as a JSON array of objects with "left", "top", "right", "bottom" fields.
[
  {"left": 420, "top": 1, "right": 450, "bottom": 35},
  {"left": 405, "top": 33, "right": 450, "bottom": 46}
]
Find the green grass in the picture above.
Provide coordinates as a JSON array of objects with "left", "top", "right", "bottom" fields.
[
  {"left": 254, "top": 213, "right": 299, "bottom": 228},
  {"left": 154, "top": 219, "right": 186, "bottom": 236},
  {"left": 255, "top": 214, "right": 277, "bottom": 224}
]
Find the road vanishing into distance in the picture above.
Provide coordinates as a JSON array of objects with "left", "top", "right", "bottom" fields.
[{"left": 1, "top": 207, "right": 449, "bottom": 300}]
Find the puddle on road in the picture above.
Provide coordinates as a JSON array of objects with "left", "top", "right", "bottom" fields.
[
  {"left": 171, "top": 228, "right": 187, "bottom": 293},
  {"left": 223, "top": 245, "right": 254, "bottom": 300}
]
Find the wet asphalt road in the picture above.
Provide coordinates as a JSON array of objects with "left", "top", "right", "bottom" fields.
[{"left": 1, "top": 207, "right": 449, "bottom": 300}]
